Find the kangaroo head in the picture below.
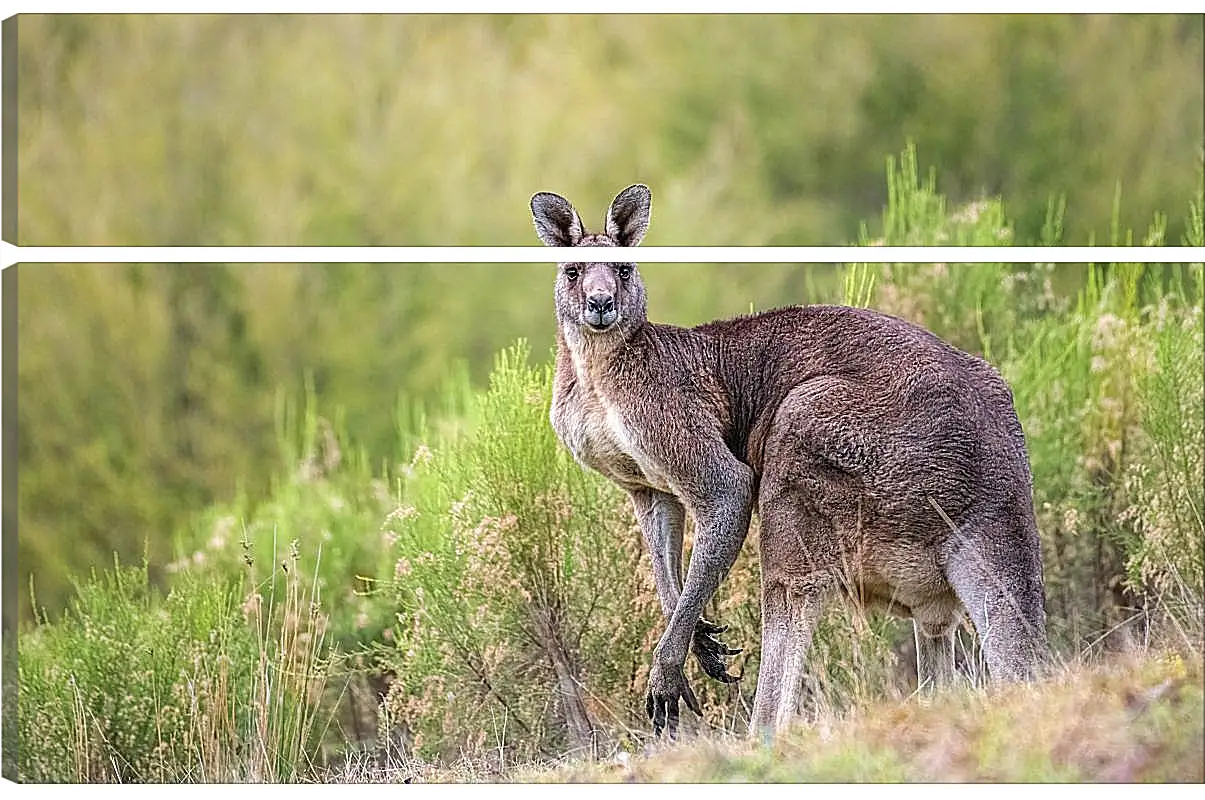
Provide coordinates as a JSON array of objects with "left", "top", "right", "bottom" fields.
[{"left": 531, "top": 184, "right": 651, "bottom": 339}]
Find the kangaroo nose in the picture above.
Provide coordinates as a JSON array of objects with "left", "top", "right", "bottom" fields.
[{"left": 586, "top": 294, "right": 614, "bottom": 315}]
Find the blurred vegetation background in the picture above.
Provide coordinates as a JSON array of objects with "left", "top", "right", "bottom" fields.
[{"left": 15, "top": 14, "right": 1204, "bottom": 246}]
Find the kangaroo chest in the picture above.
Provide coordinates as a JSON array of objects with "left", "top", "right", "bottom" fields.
[{"left": 552, "top": 381, "right": 673, "bottom": 494}]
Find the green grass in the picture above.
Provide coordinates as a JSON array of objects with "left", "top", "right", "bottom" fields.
[{"left": 19, "top": 550, "right": 336, "bottom": 782}]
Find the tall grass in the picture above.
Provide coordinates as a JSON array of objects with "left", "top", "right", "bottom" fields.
[{"left": 18, "top": 544, "right": 334, "bottom": 782}]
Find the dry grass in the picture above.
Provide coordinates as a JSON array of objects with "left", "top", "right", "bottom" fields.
[{"left": 360, "top": 651, "right": 1203, "bottom": 783}]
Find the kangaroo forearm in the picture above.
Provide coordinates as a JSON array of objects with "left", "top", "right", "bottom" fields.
[
  {"left": 655, "top": 478, "right": 753, "bottom": 666},
  {"left": 648, "top": 546, "right": 682, "bottom": 620},
  {"left": 657, "top": 531, "right": 748, "bottom": 665},
  {"left": 631, "top": 489, "right": 686, "bottom": 620}
]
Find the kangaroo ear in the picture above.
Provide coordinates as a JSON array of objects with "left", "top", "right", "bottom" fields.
[
  {"left": 605, "top": 184, "right": 651, "bottom": 247},
  {"left": 531, "top": 192, "right": 585, "bottom": 247}
]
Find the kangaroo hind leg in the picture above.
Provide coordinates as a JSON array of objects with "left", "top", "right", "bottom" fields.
[
  {"left": 941, "top": 513, "right": 1048, "bottom": 682},
  {"left": 910, "top": 602, "right": 959, "bottom": 689},
  {"left": 750, "top": 581, "right": 788, "bottom": 736},
  {"left": 751, "top": 487, "right": 835, "bottom": 736}
]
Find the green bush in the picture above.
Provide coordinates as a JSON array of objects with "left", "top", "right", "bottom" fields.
[
  {"left": 178, "top": 389, "right": 398, "bottom": 653},
  {"left": 377, "top": 342, "right": 657, "bottom": 762},
  {"left": 1121, "top": 279, "right": 1204, "bottom": 640}
]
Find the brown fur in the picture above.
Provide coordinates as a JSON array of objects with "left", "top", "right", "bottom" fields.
[{"left": 531, "top": 185, "right": 1048, "bottom": 738}]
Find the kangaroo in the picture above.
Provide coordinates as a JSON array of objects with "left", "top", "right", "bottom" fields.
[{"left": 531, "top": 184, "right": 1048, "bottom": 738}]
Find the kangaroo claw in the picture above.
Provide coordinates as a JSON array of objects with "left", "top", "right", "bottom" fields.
[
  {"left": 646, "top": 661, "right": 700, "bottom": 739},
  {"left": 692, "top": 618, "right": 743, "bottom": 683}
]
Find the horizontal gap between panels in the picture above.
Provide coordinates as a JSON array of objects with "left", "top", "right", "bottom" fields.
[{"left": 2, "top": 245, "right": 1201, "bottom": 267}]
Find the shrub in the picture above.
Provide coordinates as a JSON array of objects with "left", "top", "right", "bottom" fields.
[
  {"left": 1120, "top": 279, "right": 1204, "bottom": 642},
  {"left": 377, "top": 342, "right": 657, "bottom": 763}
]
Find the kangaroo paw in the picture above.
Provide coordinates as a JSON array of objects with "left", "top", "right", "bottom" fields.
[
  {"left": 692, "top": 618, "right": 742, "bottom": 683},
  {"left": 646, "top": 661, "right": 701, "bottom": 739}
]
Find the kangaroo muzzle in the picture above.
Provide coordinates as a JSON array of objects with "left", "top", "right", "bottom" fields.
[{"left": 585, "top": 293, "right": 617, "bottom": 330}]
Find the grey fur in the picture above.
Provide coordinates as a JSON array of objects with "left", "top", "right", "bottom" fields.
[{"left": 531, "top": 185, "right": 1049, "bottom": 739}]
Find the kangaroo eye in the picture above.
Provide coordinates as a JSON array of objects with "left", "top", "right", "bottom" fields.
[
  {"left": 617, "top": 265, "right": 632, "bottom": 281},
  {"left": 563, "top": 266, "right": 579, "bottom": 281}
]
